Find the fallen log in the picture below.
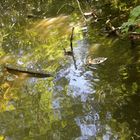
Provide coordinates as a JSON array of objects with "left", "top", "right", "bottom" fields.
[{"left": 5, "top": 64, "right": 53, "bottom": 78}]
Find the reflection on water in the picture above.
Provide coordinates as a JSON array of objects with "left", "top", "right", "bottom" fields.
[
  {"left": 0, "top": 1, "right": 140, "bottom": 139},
  {"left": 53, "top": 39, "right": 99, "bottom": 140}
]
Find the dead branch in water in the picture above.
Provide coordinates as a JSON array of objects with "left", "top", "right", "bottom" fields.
[
  {"left": 63, "top": 27, "right": 77, "bottom": 69},
  {"left": 63, "top": 27, "right": 75, "bottom": 55},
  {"left": 70, "top": 27, "right": 77, "bottom": 69},
  {"left": 70, "top": 27, "right": 75, "bottom": 52},
  {"left": 5, "top": 65, "right": 53, "bottom": 78}
]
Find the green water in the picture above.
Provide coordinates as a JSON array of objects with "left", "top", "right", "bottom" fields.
[{"left": 0, "top": 1, "right": 140, "bottom": 140}]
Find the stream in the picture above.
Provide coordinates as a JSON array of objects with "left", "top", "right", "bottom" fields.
[{"left": 0, "top": 1, "right": 140, "bottom": 140}]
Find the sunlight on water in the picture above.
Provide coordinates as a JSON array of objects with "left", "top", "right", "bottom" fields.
[
  {"left": 0, "top": 1, "right": 139, "bottom": 139},
  {"left": 29, "top": 15, "right": 72, "bottom": 42},
  {"left": 52, "top": 39, "right": 100, "bottom": 139}
]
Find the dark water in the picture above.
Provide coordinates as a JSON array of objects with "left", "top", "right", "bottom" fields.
[{"left": 0, "top": 1, "right": 140, "bottom": 140}]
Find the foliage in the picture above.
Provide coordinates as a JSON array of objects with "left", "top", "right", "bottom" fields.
[{"left": 121, "top": 5, "right": 140, "bottom": 33}]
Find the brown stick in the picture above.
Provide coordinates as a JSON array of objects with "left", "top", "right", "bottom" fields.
[
  {"left": 5, "top": 65, "right": 53, "bottom": 78},
  {"left": 70, "top": 27, "right": 74, "bottom": 52}
]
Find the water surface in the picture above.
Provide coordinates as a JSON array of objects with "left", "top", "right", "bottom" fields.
[{"left": 0, "top": 1, "right": 140, "bottom": 140}]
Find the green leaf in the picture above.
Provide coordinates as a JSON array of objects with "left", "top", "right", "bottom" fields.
[
  {"left": 120, "top": 6, "right": 140, "bottom": 33},
  {"left": 130, "top": 5, "right": 140, "bottom": 19}
]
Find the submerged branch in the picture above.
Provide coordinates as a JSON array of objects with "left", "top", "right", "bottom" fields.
[{"left": 5, "top": 65, "right": 53, "bottom": 78}]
